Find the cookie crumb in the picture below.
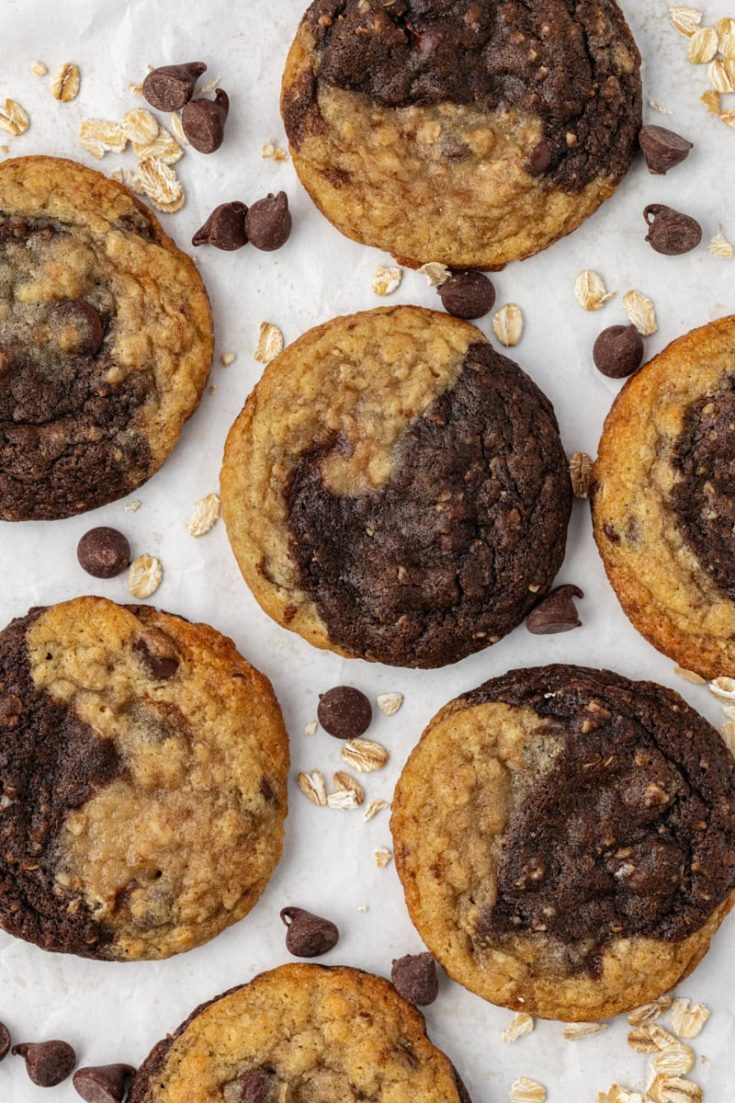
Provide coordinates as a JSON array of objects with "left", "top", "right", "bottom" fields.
[
  {"left": 502, "top": 1013, "right": 535, "bottom": 1044},
  {"left": 372, "top": 265, "right": 403, "bottom": 296},
  {"left": 188, "top": 492, "right": 220, "bottom": 537},
  {"left": 377, "top": 692, "right": 403, "bottom": 716},
  {"left": 648, "top": 98, "right": 673, "bottom": 115},
  {"left": 128, "top": 554, "right": 163, "bottom": 599},
  {"left": 124, "top": 500, "right": 142, "bottom": 512},
  {"left": 374, "top": 846, "right": 392, "bottom": 868},
  {"left": 418, "top": 261, "right": 451, "bottom": 286},
  {"left": 220, "top": 351, "right": 237, "bottom": 366},
  {"left": 304, "top": 720, "right": 317, "bottom": 737},
  {"left": 254, "top": 322, "right": 284, "bottom": 364}
]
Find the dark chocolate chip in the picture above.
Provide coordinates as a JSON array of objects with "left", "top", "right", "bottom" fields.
[
  {"left": 391, "top": 952, "right": 439, "bottom": 1006},
  {"left": 192, "top": 202, "right": 248, "bottom": 250},
  {"left": 644, "top": 204, "right": 702, "bottom": 255},
  {"left": 72, "top": 1064, "right": 136, "bottom": 1103},
  {"left": 280, "top": 906, "right": 339, "bottom": 957},
  {"left": 526, "top": 584, "right": 584, "bottom": 635},
  {"left": 50, "top": 300, "right": 104, "bottom": 356},
  {"left": 245, "top": 193, "right": 292, "bottom": 251},
  {"left": 528, "top": 139, "right": 553, "bottom": 176},
  {"left": 233, "top": 1068, "right": 277, "bottom": 1103},
  {"left": 77, "top": 527, "right": 131, "bottom": 579},
  {"left": 438, "top": 271, "right": 496, "bottom": 320},
  {"left": 639, "top": 125, "right": 693, "bottom": 175},
  {"left": 133, "top": 636, "right": 179, "bottom": 680},
  {"left": 593, "top": 324, "right": 644, "bottom": 379},
  {"left": 0, "top": 1022, "right": 10, "bottom": 1061},
  {"left": 143, "top": 62, "right": 207, "bottom": 112},
  {"left": 317, "top": 686, "right": 372, "bottom": 740},
  {"left": 12, "top": 1041, "right": 77, "bottom": 1087},
  {"left": 182, "top": 89, "right": 229, "bottom": 153}
]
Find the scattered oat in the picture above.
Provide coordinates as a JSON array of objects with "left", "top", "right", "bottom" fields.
[
  {"left": 327, "top": 789, "right": 360, "bottom": 810},
  {"left": 341, "top": 738, "right": 389, "bottom": 773},
  {"left": 188, "top": 492, "right": 220, "bottom": 537},
  {"left": 623, "top": 290, "right": 657, "bottom": 336},
  {"left": 121, "top": 108, "right": 159, "bottom": 144},
  {"left": 363, "top": 799, "right": 388, "bottom": 822},
  {"left": 332, "top": 771, "right": 365, "bottom": 806},
  {"left": 170, "top": 112, "right": 188, "bottom": 145},
  {"left": 297, "top": 770, "right": 327, "bottom": 807},
  {"left": 374, "top": 846, "right": 392, "bottom": 868},
  {"left": 493, "top": 303, "right": 524, "bottom": 347},
  {"left": 673, "top": 664, "right": 706, "bottom": 684},
  {"left": 50, "top": 62, "right": 80, "bottom": 102},
  {"left": 575, "top": 270, "right": 615, "bottom": 311},
  {"left": 509, "top": 1077, "right": 546, "bottom": 1103},
  {"left": 200, "top": 75, "right": 221, "bottom": 95},
  {"left": 563, "top": 1022, "right": 608, "bottom": 1040},
  {"left": 132, "top": 157, "right": 184, "bottom": 212},
  {"left": 569, "top": 452, "right": 593, "bottom": 498},
  {"left": 109, "top": 167, "right": 132, "bottom": 186},
  {"left": 670, "top": 999, "right": 710, "bottom": 1039},
  {"left": 273, "top": 147, "right": 288, "bottom": 162},
  {"left": 709, "top": 56, "right": 735, "bottom": 91},
  {"left": 31, "top": 60, "right": 48, "bottom": 77},
  {"left": 701, "top": 88, "right": 721, "bottom": 113},
  {"left": 647, "top": 1076, "right": 702, "bottom": 1103},
  {"left": 650, "top": 1040, "right": 696, "bottom": 1077},
  {"left": 220, "top": 351, "right": 237, "bottom": 366},
  {"left": 124, "top": 499, "right": 142, "bottom": 512},
  {"left": 418, "top": 261, "right": 451, "bottom": 286},
  {"left": 597, "top": 1087, "right": 644, "bottom": 1103},
  {"left": 304, "top": 720, "right": 318, "bottom": 737},
  {"left": 133, "top": 128, "right": 183, "bottom": 165},
  {"left": 0, "top": 99, "right": 30, "bottom": 137},
  {"left": 373, "top": 265, "right": 403, "bottom": 296},
  {"left": 254, "top": 322, "right": 285, "bottom": 364},
  {"left": 708, "top": 675, "right": 735, "bottom": 701},
  {"left": 377, "top": 692, "right": 403, "bottom": 716},
  {"left": 719, "top": 107, "right": 735, "bottom": 128},
  {"left": 129, "top": 81, "right": 145, "bottom": 97},
  {"left": 648, "top": 99, "right": 672, "bottom": 115},
  {"left": 628, "top": 997, "right": 673, "bottom": 1027},
  {"left": 502, "top": 1013, "right": 535, "bottom": 1044},
  {"left": 687, "top": 25, "right": 718, "bottom": 63},
  {"left": 262, "top": 140, "right": 276, "bottom": 158},
  {"left": 669, "top": 7, "right": 703, "bottom": 37},
  {"left": 719, "top": 16, "right": 735, "bottom": 55},
  {"left": 722, "top": 717, "right": 735, "bottom": 753},
  {"left": 79, "top": 119, "right": 127, "bottom": 159},
  {"left": 128, "top": 554, "right": 163, "bottom": 599}
]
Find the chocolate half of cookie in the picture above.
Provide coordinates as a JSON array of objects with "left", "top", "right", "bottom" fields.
[
  {"left": 391, "top": 665, "right": 735, "bottom": 1020},
  {"left": 0, "top": 597, "right": 288, "bottom": 961}
]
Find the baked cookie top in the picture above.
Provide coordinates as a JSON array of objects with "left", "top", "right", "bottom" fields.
[
  {"left": 221, "top": 306, "right": 571, "bottom": 668},
  {"left": 129, "top": 964, "right": 469, "bottom": 1103},
  {"left": 0, "top": 156, "right": 213, "bottom": 521},
  {"left": 0, "top": 597, "right": 288, "bottom": 961},
  {"left": 281, "top": 0, "right": 641, "bottom": 268},
  {"left": 592, "top": 315, "right": 735, "bottom": 679},
  {"left": 392, "top": 665, "right": 735, "bottom": 1020}
]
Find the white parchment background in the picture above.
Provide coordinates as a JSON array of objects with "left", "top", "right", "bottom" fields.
[{"left": 1, "top": 0, "right": 734, "bottom": 1099}]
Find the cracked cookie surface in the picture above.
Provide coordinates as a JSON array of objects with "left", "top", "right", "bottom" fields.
[
  {"left": 281, "top": 0, "right": 642, "bottom": 268},
  {"left": 221, "top": 306, "right": 571, "bottom": 668},
  {"left": 592, "top": 315, "right": 735, "bottom": 679},
  {"left": 0, "top": 156, "right": 213, "bottom": 521},
  {"left": 129, "top": 964, "right": 470, "bottom": 1103},
  {"left": 391, "top": 665, "right": 735, "bottom": 1019},
  {"left": 0, "top": 597, "right": 288, "bottom": 961}
]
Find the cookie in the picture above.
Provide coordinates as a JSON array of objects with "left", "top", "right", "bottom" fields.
[
  {"left": 221, "top": 306, "right": 571, "bottom": 668},
  {"left": 129, "top": 963, "right": 470, "bottom": 1103},
  {"left": 592, "top": 316, "right": 735, "bottom": 679},
  {"left": 0, "top": 597, "right": 288, "bottom": 961},
  {"left": 391, "top": 665, "right": 735, "bottom": 1020},
  {"left": 0, "top": 156, "right": 213, "bottom": 521},
  {"left": 281, "top": 0, "right": 642, "bottom": 269}
]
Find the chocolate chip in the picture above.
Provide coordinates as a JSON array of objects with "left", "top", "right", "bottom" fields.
[
  {"left": 50, "top": 300, "right": 104, "bottom": 356},
  {"left": 391, "top": 952, "right": 439, "bottom": 1005},
  {"left": 0, "top": 1022, "right": 10, "bottom": 1061},
  {"left": 280, "top": 906, "right": 339, "bottom": 957},
  {"left": 192, "top": 202, "right": 248, "bottom": 250},
  {"left": 133, "top": 634, "right": 180, "bottom": 680},
  {"left": 593, "top": 324, "right": 644, "bottom": 379},
  {"left": 528, "top": 139, "right": 553, "bottom": 176},
  {"left": 245, "top": 193, "right": 292, "bottom": 251},
  {"left": 12, "top": 1041, "right": 77, "bottom": 1086},
  {"left": 317, "top": 686, "right": 372, "bottom": 740},
  {"left": 182, "top": 89, "right": 229, "bottom": 153},
  {"left": 438, "top": 271, "right": 496, "bottom": 320},
  {"left": 72, "top": 1064, "right": 136, "bottom": 1103},
  {"left": 644, "top": 204, "right": 702, "bottom": 255},
  {"left": 639, "top": 125, "right": 693, "bottom": 175},
  {"left": 143, "top": 62, "right": 206, "bottom": 112},
  {"left": 232, "top": 1068, "right": 277, "bottom": 1103},
  {"left": 77, "top": 527, "right": 131, "bottom": 579},
  {"left": 526, "top": 584, "right": 584, "bottom": 635}
]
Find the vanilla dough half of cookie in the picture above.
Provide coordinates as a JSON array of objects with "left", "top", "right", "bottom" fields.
[
  {"left": 592, "top": 316, "right": 735, "bottom": 680},
  {"left": 0, "top": 156, "right": 213, "bottom": 521},
  {"left": 129, "top": 964, "right": 472, "bottom": 1103},
  {"left": 281, "top": 0, "right": 642, "bottom": 269},
  {"left": 220, "top": 306, "right": 572, "bottom": 668},
  {"left": 0, "top": 597, "right": 289, "bottom": 961},
  {"left": 391, "top": 665, "right": 735, "bottom": 1020}
]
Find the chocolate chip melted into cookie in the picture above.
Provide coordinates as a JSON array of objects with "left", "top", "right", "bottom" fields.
[
  {"left": 286, "top": 0, "right": 641, "bottom": 192},
  {"left": 285, "top": 344, "right": 571, "bottom": 667},
  {"left": 466, "top": 667, "right": 735, "bottom": 971},
  {"left": 671, "top": 376, "right": 735, "bottom": 599},
  {"left": 0, "top": 215, "right": 154, "bottom": 520},
  {"left": 0, "top": 611, "right": 122, "bottom": 956}
]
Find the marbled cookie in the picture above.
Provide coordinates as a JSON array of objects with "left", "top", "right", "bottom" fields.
[
  {"left": 129, "top": 964, "right": 470, "bottom": 1103},
  {"left": 0, "top": 597, "right": 288, "bottom": 960},
  {"left": 0, "top": 157, "right": 213, "bottom": 521},
  {"left": 221, "top": 306, "right": 571, "bottom": 668},
  {"left": 592, "top": 316, "right": 735, "bottom": 679},
  {"left": 281, "top": 0, "right": 642, "bottom": 268},
  {"left": 391, "top": 665, "right": 735, "bottom": 1020}
]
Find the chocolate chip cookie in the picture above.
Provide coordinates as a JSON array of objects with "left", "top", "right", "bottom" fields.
[
  {"left": 129, "top": 964, "right": 470, "bottom": 1103},
  {"left": 592, "top": 316, "right": 735, "bottom": 679},
  {"left": 391, "top": 665, "right": 735, "bottom": 1020},
  {"left": 221, "top": 306, "right": 572, "bottom": 668},
  {"left": 0, "top": 597, "right": 288, "bottom": 961},
  {"left": 0, "top": 157, "right": 213, "bottom": 521},
  {"left": 281, "top": 0, "right": 642, "bottom": 269}
]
